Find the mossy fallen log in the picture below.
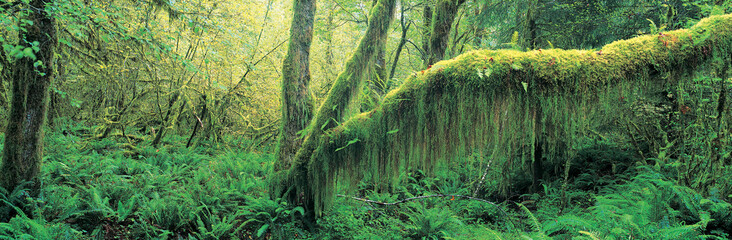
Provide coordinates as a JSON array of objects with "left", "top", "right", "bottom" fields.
[{"left": 281, "top": 14, "right": 732, "bottom": 215}]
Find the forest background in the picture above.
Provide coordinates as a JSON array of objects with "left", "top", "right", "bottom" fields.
[{"left": 0, "top": 0, "right": 731, "bottom": 239}]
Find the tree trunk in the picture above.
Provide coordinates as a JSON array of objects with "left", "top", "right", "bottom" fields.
[
  {"left": 186, "top": 94, "right": 208, "bottom": 148},
  {"left": 422, "top": 0, "right": 432, "bottom": 63},
  {"left": 151, "top": 92, "right": 180, "bottom": 147},
  {"left": 425, "top": 0, "right": 466, "bottom": 67},
  {"left": 271, "top": 0, "right": 397, "bottom": 216},
  {"left": 372, "top": 0, "right": 388, "bottom": 87},
  {"left": 275, "top": 0, "right": 316, "bottom": 172},
  {"left": 518, "top": 0, "right": 540, "bottom": 49},
  {"left": 1, "top": 0, "right": 57, "bottom": 192},
  {"left": 285, "top": 13, "right": 732, "bottom": 216}
]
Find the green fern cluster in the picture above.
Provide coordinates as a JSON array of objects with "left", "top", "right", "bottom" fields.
[
  {"left": 0, "top": 122, "right": 285, "bottom": 239},
  {"left": 537, "top": 168, "right": 731, "bottom": 239}
]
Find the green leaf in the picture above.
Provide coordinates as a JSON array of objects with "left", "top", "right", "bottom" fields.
[
  {"left": 387, "top": 129, "right": 399, "bottom": 134},
  {"left": 321, "top": 119, "right": 331, "bottom": 130},
  {"left": 256, "top": 224, "right": 269, "bottom": 237},
  {"left": 292, "top": 207, "right": 305, "bottom": 216},
  {"left": 59, "top": 38, "right": 72, "bottom": 47},
  {"left": 335, "top": 138, "right": 360, "bottom": 152},
  {"left": 23, "top": 47, "right": 36, "bottom": 60}
]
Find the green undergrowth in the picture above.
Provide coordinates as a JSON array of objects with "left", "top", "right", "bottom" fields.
[
  {"left": 0, "top": 120, "right": 731, "bottom": 239},
  {"left": 0, "top": 120, "right": 309, "bottom": 239}
]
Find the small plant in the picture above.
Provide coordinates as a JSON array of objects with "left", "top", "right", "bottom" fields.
[
  {"left": 404, "top": 203, "right": 462, "bottom": 240},
  {"left": 240, "top": 197, "right": 304, "bottom": 239}
]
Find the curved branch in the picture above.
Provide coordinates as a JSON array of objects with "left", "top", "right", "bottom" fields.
[{"left": 301, "top": 14, "right": 732, "bottom": 215}]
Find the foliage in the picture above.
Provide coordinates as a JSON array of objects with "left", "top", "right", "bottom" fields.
[
  {"left": 240, "top": 197, "right": 305, "bottom": 239},
  {"left": 0, "top": 0, "right": 730, "bottom": 239},
  {"left": 0, "top": 121, "right": 283, "bottom": 239}
]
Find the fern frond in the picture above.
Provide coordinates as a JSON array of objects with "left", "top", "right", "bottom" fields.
[
  {"left": 517, "top": 203, "right": 543, "bottom": 235},
  {"left": 481, "top": 226, "right": 504, "bottom": 240},
  {"left": 578, "top": 230, "right": 602, "bottom": 240}
]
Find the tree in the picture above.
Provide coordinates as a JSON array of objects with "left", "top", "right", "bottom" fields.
[
  {"left": 271, "top": 0, "right": 398, "bottom": 215},
  {"left": 424, "top": 0, "right": 467, "bottom": 67},
  {"left": 0, "top": 0, "right": 57, "bottom": 192},
  {"left": 275, "top": 0, "right": 316, "bottom": 171},
  {"left": 276, "top": 13, "right": 732, "bottom": 215}
]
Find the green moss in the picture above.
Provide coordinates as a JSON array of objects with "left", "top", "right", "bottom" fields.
[{"left": 290, "top": 14, "right": 732, "bottom": 215}]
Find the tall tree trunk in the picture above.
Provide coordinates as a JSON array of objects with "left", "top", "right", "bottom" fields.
[
  {"left": 320, "top": 2, "right": 336, "bottom": 94},
  {"left": 271, "top": 0, "right": 397, "bottom": 216},
  {"left": 1, "top": 0, "right": 57, "bottom": 192},
  {"left": 186, "top": 95, "right": 208, "bottom": 148},
  {"left": 518, "top": 0, "right": 540, "bottom": 49},
  {"left": 151, "top": 92, "right": 180, "bottom": 147},
  {"left": 472, "top": 2, "right": 488, "bottom": 47},
  {"left": 422, "top": 0, "right": 433, "bottom": 63},
  {"left": 372, "top": 0, "right": 388, "bottom": 87},
  {"left": 275, "top": 0, "right": 317, "bottom": 172},
  {"left": 425, "top": 0, "right": 466, "bottom": 67}
]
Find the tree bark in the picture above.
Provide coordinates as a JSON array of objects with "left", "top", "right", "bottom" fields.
[
  {"left": 1, "top": 0, "right": 57, "bottom": 192},
  {"left": 425, "top": 0, "right": 466, "bottom": 67},
  {"left": 275, "top": 0, "right": 316, "bottom": 172}
]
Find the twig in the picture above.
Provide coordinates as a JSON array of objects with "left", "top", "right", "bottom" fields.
[
  {"left": 473, "top": 159, "right": 493, "bottom": 197},
  {"left": 337, "top": 194, "right": 496, "bottom": 206}
]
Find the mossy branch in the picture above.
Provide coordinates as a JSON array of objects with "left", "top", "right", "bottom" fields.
[
  {"left": 270, "top": 0, "right": 397, "bottom": 215},
  {"left": 283, "top": 14, "right": 732, "bottom": 216}
]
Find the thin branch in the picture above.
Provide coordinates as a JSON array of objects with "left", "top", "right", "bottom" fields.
[
  {"left": 473, "top": 159, "right": 493, "bottom": 197},
  {"left": 405, "top": 39, "right": 426, "bottom": 61},
  {"left": 338, "top": 194, "right": 496, "bottom": 207},
  {"left": 332, "top": 0, "right": 364, "bottom": 24}
]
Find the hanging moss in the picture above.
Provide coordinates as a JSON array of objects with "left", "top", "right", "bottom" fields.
[
  {"left": 269, "top": 0, "right": 398, "bottom": 214},
  {"left": 284, "top": 14, "right": 732, "bottom": 215}
]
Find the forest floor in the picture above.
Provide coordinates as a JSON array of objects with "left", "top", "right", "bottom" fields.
[{"left": 0, "top": 119, "right": 730, "bottom": 239}]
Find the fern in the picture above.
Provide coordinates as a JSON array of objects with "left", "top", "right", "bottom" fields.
[
  {"left": 543, "top": 215, "right": 594, "bottom": 236},
  {"left": 578, "top": 230, "right": 601, "bottom": 240},
  {"left": 481, "top": 226, "right": 504, "bottom": 240},
  {"left": 517, "top": 203, "right": 542, "bottom": 234}
]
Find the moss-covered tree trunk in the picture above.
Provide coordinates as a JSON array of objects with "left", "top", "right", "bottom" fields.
[
  {"left": 422, "top": 0, "right": 433, "bottom": 62},
  {"left": 289, "top": 14, "right": 732, "bottom": 216},
  {"left": 271, "top": 0, "right": 397, "bottom": 215},
  {"left": 425, "top": 0, "right": 466, "bottom": 67},
  {"left": 151, "top": 92, "right": 181, "bottom": 147},
  {"left": 1, "top": 0, "right": 56, "bottom": 192},
  {"left": 517, "top": 0, "right": 540, "bottom": 49},
  {"left": 275, "top": 0, "right": 317, "bottom": 171},
  {"left": 372, "top": 0, "right": 388, "bottom": 86},
  {"left": 0, "top": 46, "right": 9, "bottom": 113}
]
